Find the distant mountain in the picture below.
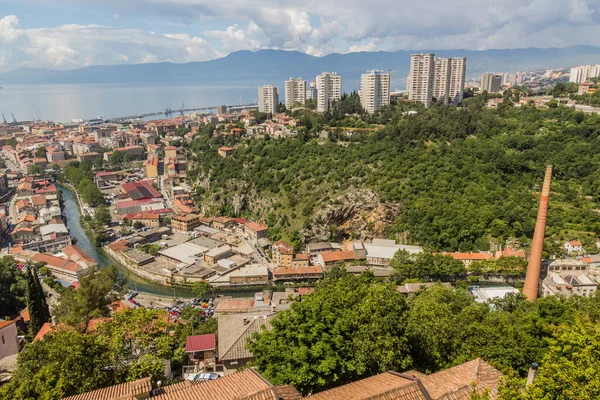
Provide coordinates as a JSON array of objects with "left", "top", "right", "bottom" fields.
[{"left": 3, "top": 46, "right": 600, "bottom": 90}]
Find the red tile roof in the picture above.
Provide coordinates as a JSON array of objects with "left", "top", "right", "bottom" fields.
[
  {"left": 33, "top": 322, "right": 54, "bottom": 341},
  {"left": 121, "top": 180, "right": 161, "bottom": 199},
  {"left": 273, "top": 266, "right": 323, "bottom": 276},
  {"left": 185, "top": 333, "right": 216, "bottom": 353},
  {"left": 319, "top": 250, "right": 356, "bottom": 263},
  {"left": 62, "top": 377, "right": 152, "bottom": 400},
  {"left": 0, "top": 319, "right": 16, "bottom": 330},
  {"left": 245, "top": 222, "right": 268, "bottom": 232},
  {"left": 31, "top": 253, "right": 82, "bottom": 273},
  {"left": 445, "top": 252, "right": 494, "bottom": 261}
]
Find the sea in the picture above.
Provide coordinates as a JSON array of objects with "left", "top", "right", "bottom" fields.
[{"left": 0, "top": 84, "right": 259, "bottom": 123}]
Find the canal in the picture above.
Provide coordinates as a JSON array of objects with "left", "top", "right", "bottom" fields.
[{"left": 58, "top": 184, "right": 194, "bottom": 297}]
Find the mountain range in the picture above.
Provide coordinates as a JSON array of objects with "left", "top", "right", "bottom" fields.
[{"left": 3, "top": 46, "right": 600, "bottom": 90}]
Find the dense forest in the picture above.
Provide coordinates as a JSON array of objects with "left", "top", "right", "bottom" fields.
[{"left": 188, "top": 98, "right": 600, "bottom": 253}]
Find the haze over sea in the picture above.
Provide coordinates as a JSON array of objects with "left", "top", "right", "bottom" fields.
[{"left": 0, "top": 84, "right": 258, "bottom": 122}]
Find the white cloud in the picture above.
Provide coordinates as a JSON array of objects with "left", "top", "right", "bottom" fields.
[
  {"left": 0, "top": 15, "right": 220, "bottom": 71},
  {"left": 3, "top": 0, "right": 600, "bottom": 70}
]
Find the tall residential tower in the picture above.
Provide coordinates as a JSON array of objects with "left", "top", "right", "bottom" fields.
[
  {"left": 408, "top": 54, "right": 435, "bottom": 107},
  {"left": 409, "top": 54, "right": 467, "bottom": 107},
  {"left": 316, "top": 72, "right": 342, "bottom": 112},
  {"left": 481, "top": 73, "right": 502, "bottom": 93},
  {"left": 258, "top": 84, "right": 279, "bottom": 114},
  {"left": 284, "top": 77, "right": 306, "bottom": 109},
  {"left": 360, "top": 70, "right": 392, "bottom": 113}
]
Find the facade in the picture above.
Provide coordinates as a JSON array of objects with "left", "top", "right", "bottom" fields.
[
  {"left": 284, "top": 77, "right": 306, "bottom": 109},
  {"left": 245, "top": 222, "right": 268, "bottom": 244},
  {"left": 431, "top": 58, "right": 467, "bottom": 105},
  {"left": 272, "top": 240, "right": 293, "bottom": 268},
  {"left": 217, "top": 105, "right": 228, "bottom": 115},
  {"left": 0, "top": 320, "right": 19, "bottom": 360},
  {"left": 306, "top": 80, "right": 317, "bottom": 100},
  {"left": 359, "top": 70, "right": 392, "bottom": 113},
  {"left": 171, "top": 213, "right": 201, "bottom": 232},
  {"left": 569, "top": 65, "right": 600, "bottom": 84},
  {"left": 541, "top": 260, "right": 597, "bottom": 298},
  {"left": 408, "top": 53, "right": 435, "bottom": 106},
  {"left": 363, "top": 239, "right": 423, "bottom": 267},
  {"left": 481, "top": 73, "right": 502, "bottom": 93},
  {"left": 564, "top": 240, "right": 584, "bottom": 255},
  {"left": 316, "top": 72, "right": 342, "bottom": 112},
  {"left": 257, "top": 85, "right": 279, "bottom": 114}
]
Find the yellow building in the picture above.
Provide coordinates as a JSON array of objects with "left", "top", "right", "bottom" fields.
[{"left": 145, "top": 156, "right": 159, "bottom": 178}]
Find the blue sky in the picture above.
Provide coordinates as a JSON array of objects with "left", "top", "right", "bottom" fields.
[{"left": 2, "top": 0, "right": 600, "bottom": 71}]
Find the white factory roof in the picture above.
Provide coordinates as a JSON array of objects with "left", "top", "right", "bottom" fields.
[
  {"left": 39, "top": 223, "right": 69, "bottom": 237},
  {"left": 194, "top": 225, "right": 220, "bottom": 235},
  {"left": 471, "top": 286, "right": 520, "bottom": 303},
  {"left": 364, "top": 239, "right": 423, "bottom": 259},
  {"left": 218, "top": 259, "right": 237, "bottom": 269},
  {"left": 205, "top": 244, "right": 232, "bottom": 258},
  {"left": 159, "top": 242, "right": 208, "bottom": 265}
]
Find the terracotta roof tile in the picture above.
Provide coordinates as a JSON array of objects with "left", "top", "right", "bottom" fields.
[
  {"left": 217, "top": 312, "right": 274, "bottom": 361},
  {"left": 61, "top": 377, "right": 152, "bottom": 400},
  {"left": 185, "top": 334, "right": 216, "bottom": 352}
]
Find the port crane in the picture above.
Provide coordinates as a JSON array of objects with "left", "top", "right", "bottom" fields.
[
  {"left": 11, "top": 113, "right": 17, "bottom": 123},
  {"left": 1, "top": 114, "right": 6, "bottom": 124}
]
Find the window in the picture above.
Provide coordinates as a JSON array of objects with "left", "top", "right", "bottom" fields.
[{"left": 1, "top": 335, "right": 4, "bottom": 345}]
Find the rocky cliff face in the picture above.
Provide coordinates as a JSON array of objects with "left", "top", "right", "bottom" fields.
[{"left": 301, "top": 188, "right": 400, "bottom": 243}]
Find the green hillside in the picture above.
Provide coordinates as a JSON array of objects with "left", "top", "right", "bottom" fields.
[{"left": 187, "top": 99, "right": 600, "bottom": 254}]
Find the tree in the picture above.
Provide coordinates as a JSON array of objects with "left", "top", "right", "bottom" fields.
[
  {"left": 520, "top": 318, "right": 600, "bottom": 399},
  {"left": 95, "top": 308, "right": 176, "bottom": 383},
  {"left": 29, "top": 164, "right": 44, "bottom": 176},
  {"left": 52, "top": 266, "right": 119, "bottom": 331},
  {"left": 133, "top": 221, "right": 143, "bottom": 230},
  {"left": 0, "top": 329, "right": 115, "bottom": 400},
  {"left": 35, "top": 146, "right": 47, "bottom": 159},
  {"left": 249, "top": 274, "right": 412, "bottom": 394},
  {"left": 26, "top": 264, "right": 50, "bottom": 335},
  {"left": 0, "top": 256, "right": 26, "bottom": 318},
  {"left": 390, "top": 250, "right": 466, "bottom": 282},
  {"left": 190, "top": 280, "right": 211, "bottom": 298},
  {"left": 94, "top": 204, "right": 111, "bottom": 226}
]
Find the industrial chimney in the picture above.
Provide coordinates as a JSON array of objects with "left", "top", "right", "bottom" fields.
[{"left": 523, "top": 165, "right": 553, "bottom": 301}]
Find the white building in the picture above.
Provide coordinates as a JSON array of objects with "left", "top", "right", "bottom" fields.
[
  {"left": 569, "top": 65, "right": 600, "bottom": 84},
  {"left": 542, "top": 260, "right": 597, "bottom": 298},
  {"left": 306, "top": 81, "right": 317, "bottom": 100},
  {"left": 564, "top": 240, "right": 584, "bottom": 255},
  {"left": 316, "top": 72, "right": 342, "bottom": 112},
  {"left": 362, "top": 239, "right": 423, "bottom": 267},
  {"left": 284, "top": 78, "right": 306, "bottom": 109},
  {"left": 257, "top": 85, "right": 279, "bottom": 114},
  {"left": 359, "top": 70, "right": 392, "bottom": 113},
  {"left": 448, "top": 58, "right": 467, "bottom": 105},
  {"left": 408, "top": 54, "right": 435, "bottom": 107}
]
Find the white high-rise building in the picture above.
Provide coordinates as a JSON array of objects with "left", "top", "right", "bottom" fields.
[
  {"left": 410, "top": 54, "right": 466, "bottom": 106},
  {"left": 306, "top": 81, "right": 317, "bottom": 100},
  {"left": 448, "top": 58, "right": 467, "bottom": 105},
  {"left": 284, "top": 77, "right": 306, "bottom": 109},
  {"left": 359, "top": 70, "right": 392, "bottom": 113},
  {"left": 258, "top": 85, "right": 279, "bottom": 114},
  {"left": 316, "top": 72, "right": 342, "bottom": 112},
  {"left": 408, "top": 54, "right": 435, "bottom": 107},
  {"left": 569, "top": 65, "right": 600, "bottom": 83}
]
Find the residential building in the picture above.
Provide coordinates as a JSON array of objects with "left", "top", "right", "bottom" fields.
[
  {"left": 316, "top": 250, "right": 356, "bottom": 266},
  {"left": 273, "top": 266, "right": 323, "bottom": 281},
  {"left": 217, "top": 312, "right": 275, "bottom": 375},
  {"left": 245, "top": 222, "right": 268, "bottom": 244},
  {"left": 564, "top": 240, "right": 584, "bottom": 255},
  {"left": 272, "top": 240, "right": 293, "bottom": 268},
  {"left": 171, "top": 213, "right": 201, "bottom": 232},
  {"left": 316, "top": 72, "right": 342, "bottom": 112},
  {"left": 569, "top": 65, "right": 600, "bottom": 84},
  {"left": 31, "top": 252, "right": 89, "bottom": 281},
  {"left": 308, "top": 358, "right": 502, "bottom": 400},
  {"left": 125, "top": 213, "right": 160, "bottom": 228},
  {"left": 448, "top": 57, "right": 467, "bottom": 104},
  {"left": 184, "top": 333, "right": 216, "bottom": 367},
  {"left": 481, "top": 73, "right": 502, "bottom": 93},
  {"left": 407, "top": 53, "right": 435, "bottom": 106},
  {"left": 541, "top": 259, "right": 597, "bottom": 298},
  {"left": 444, "top": 252, "right": 494, "bottom": 267},
  {"left": 359, "top": 70, "right": 392, "bottom": 113},
  {"left": 218, "top": 147, "right": 234, "bottom": 158},
  {"left": 217, "top": 105, "right": 228, "bottom": 115},
  {"left": 0, "top": 320, "right": 19, "bottom": 360},
  {"left": 306, "top": 80, "right": 317, "bottom": 100},
  {"left": 144, "top": 155, "right": 159, "bottom": 178},
  {"left": 433, "top": 57, "right": 450, "bottom": 104},
  {"left": 284, "top": 77, "right": 306, "bottom": 109},
  {"left": 258, "top": 85, "right": 279, "bottom": 114}
]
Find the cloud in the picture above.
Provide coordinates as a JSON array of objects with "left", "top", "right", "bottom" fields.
[
  {"left": 0, "top": 15, "right": 220, "bottom": 71},
  {"left": 3, "top": 0, "right": 600, "bottom": 70}
]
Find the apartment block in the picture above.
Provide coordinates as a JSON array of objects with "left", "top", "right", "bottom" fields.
[
  {"left": 316, "top": 72, "right": 342, "bottom": 112},
  {"left": 448, "top": 58, "right": 467, "bottom": 105},
  {"left": 407, "top": 54, "right": 435, "bottom": 107},
  {"left": 257, "top": 85, "right": 279, "bottom": 114},
  {"left": 284, "top": 77, "right": 306, "bottom": 109},
  {"left": 481, "top": 73, "right": 502, "bottom": 93},
  {"left": 569, "top": 65, "right": 600, "bottom": 84},
  {"left": 359, "top": 70, "right": 392, "bottom": 113},
  {"left": 306, "top": 81, "right": 317, "bottom": 100}
]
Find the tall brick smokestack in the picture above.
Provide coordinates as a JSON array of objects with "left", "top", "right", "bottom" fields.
[{"left": 523, "top": 165, "right": 553, "bottom": 301}]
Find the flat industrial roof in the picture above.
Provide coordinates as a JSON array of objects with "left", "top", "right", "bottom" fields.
[{"left": 159, "top": 242, "right": 208, "bottom": 264}]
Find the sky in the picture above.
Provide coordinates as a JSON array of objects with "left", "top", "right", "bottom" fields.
[{"left": 1, "top": 0, "right": 600, "bottom": 72}]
